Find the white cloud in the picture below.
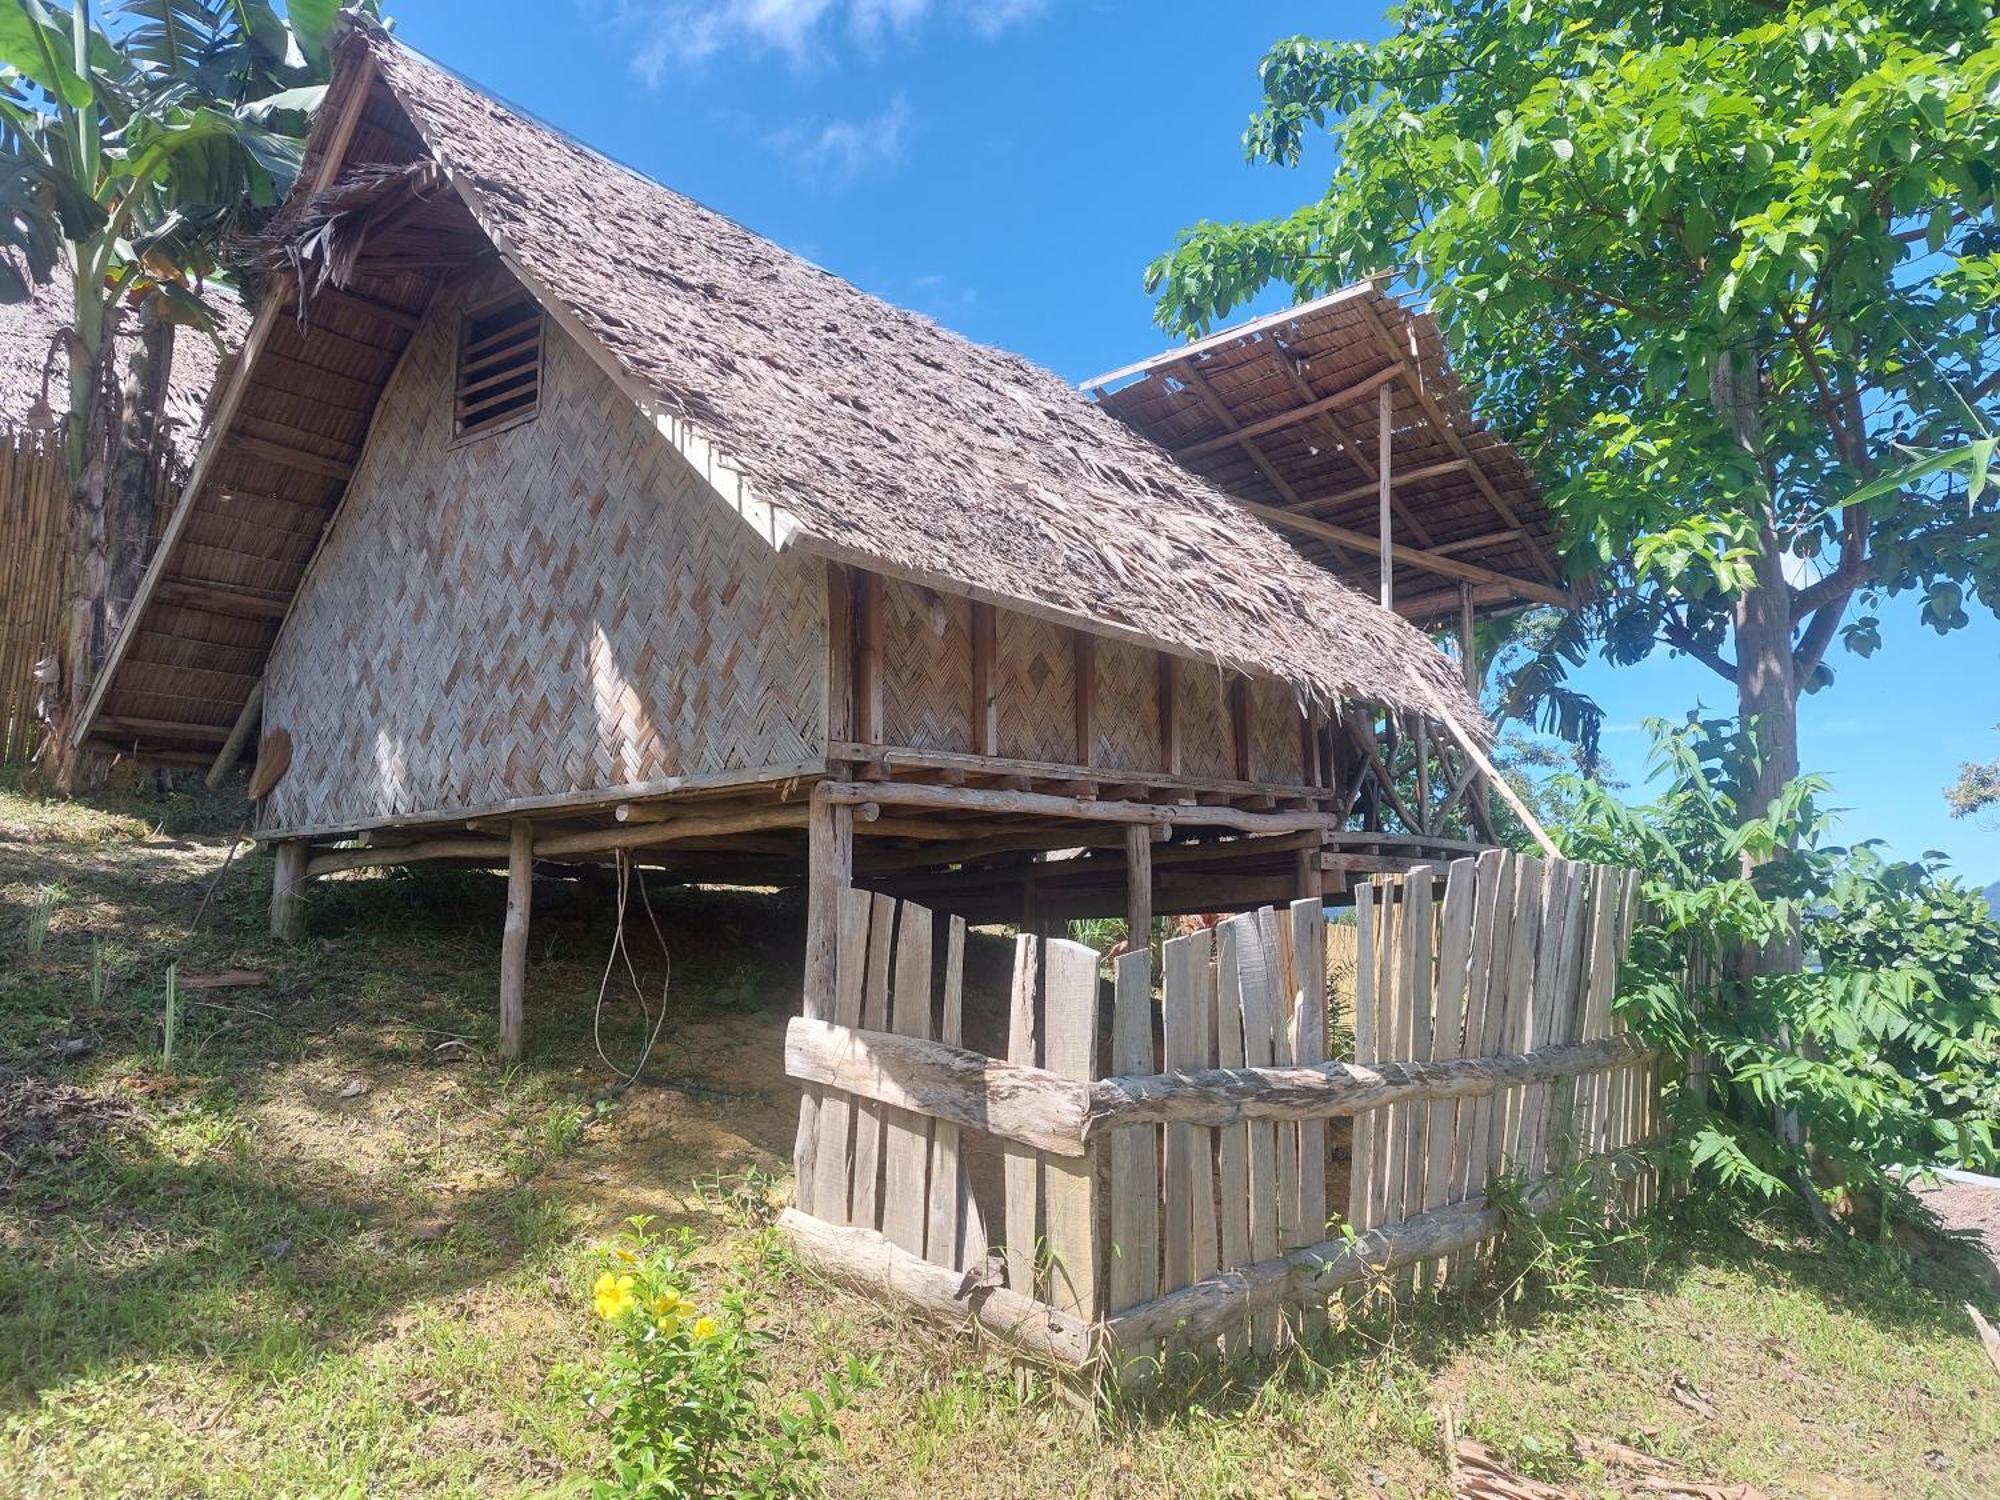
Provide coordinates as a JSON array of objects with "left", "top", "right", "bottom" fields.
[
  {"left": 767, "top": 95, "right": 911, "bottom": 186},
  {"left": 625, "top": 0, "right": 1048, "bottom": 81}
]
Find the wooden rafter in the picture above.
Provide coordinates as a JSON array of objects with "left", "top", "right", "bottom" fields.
[{"left": 1172, "top": 363, "right": 1401, "bottom": 462}]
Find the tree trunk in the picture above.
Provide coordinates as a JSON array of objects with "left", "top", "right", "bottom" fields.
[
  {"left": 45, "top": 286, "right": 117, "bottom": 792},
  {"left": 106, "top": 307, "right": 172, "bottom": 644}
]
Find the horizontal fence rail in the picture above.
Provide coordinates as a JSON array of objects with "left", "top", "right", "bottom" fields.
[{"left": 780, "top": 848, "right": 1666, "bottom": 1372}]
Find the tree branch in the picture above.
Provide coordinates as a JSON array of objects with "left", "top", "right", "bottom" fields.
[
  {"left": 1661, "top": 606, "right": 1738, "bottom": 683},
  {"left": 1791, "top": 596, "right": 1849, "bottom": 690}
]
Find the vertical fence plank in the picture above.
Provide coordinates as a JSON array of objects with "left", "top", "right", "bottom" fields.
[
  {"left": 1348, "top": 884, "right": 1379, "bottom": 1235},
  {"left": 1457, "top": 849, "right": 1512, "bottom": 1210},
  {"left": 1389, "top": 874, "right": 1434, "bottom": 1265},
  {"left": 1109, "top": 948, "right": 1160, "bottom": 1375},
  {"left": 927, "top": 914, "right": 970, "bottom": 1268},
  {"left": 1160, "top": 932, "right": 1198, "bottom": 1295},
  {"left": 1042, "top": 937, "right": 1102, "bottom": 1323},
  {"left": 1222, "top": 913, "right": 1281, "bottom": 1352},
  {"left": 1494, "top": 856, "right": 1543, "bottom": 1181},
  {"left": 1002, "top": 932, "right": 1040, "bottom": 1298},
  {"left": 1213, "top": 919, "right": 1253, "bottom": 1358},
  {"left": 1186, "top": 928, "right": 1221, "bottom": 1294},
  {"left": 1368, "top": 881, "right": 1403, "bottom": 1230},
  {"left": 1423, "top": 859, "right": 1477, "bottom": 1229},
  {"left": 883, "top": 903, "right": 935, "bottom": 1257},
  {"left": 810, "top": 887, "right": 876, "bottom": 1224},
  {"left": 1289, "top": 897, "right": 1330, "bottom": 1342},
  {"left": 850, "top": 894, "right": 899, "bottom": 1231},
  {"left": 1259, "top": 906, "right": 1303, "bottom": 1256}
]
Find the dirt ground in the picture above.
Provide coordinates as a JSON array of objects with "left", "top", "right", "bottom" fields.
[{"left": 1915, "top": 1180, "right": 2000, "bottom": 1285}]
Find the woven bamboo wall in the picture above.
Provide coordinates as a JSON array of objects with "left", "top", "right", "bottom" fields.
[
  {"left": 1249, "top": 677, "right": 1307, "bottom": 786},
  {"left": 0, "top": 429, "right": 64, "bottom": 765},
  {"left": 1092, "top": 635, "right": 1158, "bottom": 771},
  {"left": 994, "top": 609, "right": 1075, "bottom": 764},
  {"left": 881, "top": 578, "right": 973, "bottom": 753},
  {"left": 1179, "top": 661, "right": 1236, "bottom": 780},
  {"left": 262, "top": 268, "right": 827, "bottom": 831}
]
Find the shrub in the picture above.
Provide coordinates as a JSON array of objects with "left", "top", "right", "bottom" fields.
[
  {"left": 572, "top": 1218, "right": 875, "bottom": 1499},
  {"left": 1562, "top": 716, "right": 2000, "bottom": 1212}
]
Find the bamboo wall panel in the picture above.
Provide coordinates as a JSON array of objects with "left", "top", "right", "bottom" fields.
[
  {"left": 263, "top": 269, "right": 827, "bottom": 830},
  {"left": 1179, "top": 662, "right": 1235, "bottom": 780},
  {"left": 0, "top": 431, "right": 65, "bottom": 765},
  {"left": 993, "top": 608, "right": 1075, "bottom": 764},
  {"left": 880, "top": 578, "right": 973, "bottom": 753},
  {"left": 1092, "top": 635, "right": 1158, "bottom": 771},
  {"left": 1249, "top": 677, "right": 1307, "bottom": 786}
]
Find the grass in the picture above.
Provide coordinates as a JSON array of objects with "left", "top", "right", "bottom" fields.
[{"left": 2, "top": 776, "right": 1997, "bottom": 1497}]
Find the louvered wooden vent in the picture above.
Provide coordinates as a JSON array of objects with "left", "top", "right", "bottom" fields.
[{"left": 454, "top": 296, "right": 543, "bottom": 440}]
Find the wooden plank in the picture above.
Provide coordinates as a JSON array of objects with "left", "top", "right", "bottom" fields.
[
  {"left": 1212, "top": 919, "right": 1252, "bottom": 1357},
  {"left": 269, "top": 839, "right": 306, "bottom": 941},
  {"left": 1223, "top": 913, "right": 1281, "bottom": 1352},
  {"left": 825, "top": 563, "right": 853, "bottom": 746},
  {"left": 1109, "top": 949, "right": 1160, "bottom": 1348},
  {"left": 882, "top": 902, "right": 935, "bottom": 1257},
  {"left": 1125, "top": 822, "right": 1152, "bottom": 959},
  {"left": 229, "top": 433, "right": 354, "bottom": 480},
  {"left": 1261, "top": 905, "right": 1303, "bottom": 1256},
  {"left": 1392, "top": 875, "right": 1435, "bottom": 1252},
  {"left": 498, "top": 821, "right": 532, "bottom": 1061},
  {"left": 1001, "top": 933, "right": 1041, "bottom": 1299},
  {"left": 1348, "top": 884, "right": 1379, "bottom": 1233},
  {"left": 1458, "top": 850, "right": 1514, "bottom": 1206},
  {"left": 1288, "top": 897, "right": 1329, "bottom": 1340},
  {"left": 855, "top": 570, "right": 883, "bottom": 745},
  {"left": 1495, "top": 856, "right": 1544, "bottom": 1179},
  {"left": 1158, "top": 652, "right": 1181, "bottom": 775},
  {"left": 811, "top": 887, "right": 875, "bottom": 1224},
  {"left": 1041, "top": 937, "right": 1102, "bottom": 1323},
  {"left": 1160, "top": 932, "right": 1200, "bottom": 1296},
  {"left": 970, "top": 601, "right": 997, "bottom": 755},
  {"left": 1423, "top": 859, "right": 1477, "bottom": 1216},
  {"left": 851, "top": 895, "right": 898, "bottom": 1231},
  {"left": 796, "top": 794, "right": 854, "bottom": 1210},
  {"left": 1378, "top": 382, "right": 1395, "bottom": 609},
  {"left": 927, "top": 915, "right": 970, "bottom": 1267},
  {"left": 1073, "top": 629, "right": 1096, "bottom": 767},
  {"left": 1520, "top": 862, "right": 1579, "bottom": 1176}
]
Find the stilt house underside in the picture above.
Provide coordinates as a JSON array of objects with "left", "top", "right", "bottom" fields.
[{"left": 74, "top": 18, "right": 1543, "bottom": 942}]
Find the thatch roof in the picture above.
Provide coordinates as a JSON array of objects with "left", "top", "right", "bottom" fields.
[
  {"left": 1086, "top": 286, "right": 1570, "bottom": 624},
  {"left": 78, "top": 15, "right": 1488, "bottom": 765},
  {"left": 345, "top": 19, "right": 1480, "bottom": 724},
  {"left": 0, "top": 277, "right": 247, "bottom": 447}
]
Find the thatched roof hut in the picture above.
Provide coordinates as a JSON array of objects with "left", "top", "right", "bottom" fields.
[{"left": 75, "top": 16, "right": 1544, "bottom": 1057}]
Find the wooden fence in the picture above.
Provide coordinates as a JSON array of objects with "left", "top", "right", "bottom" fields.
[
  {"left": 779, "top": 848, "right": 1660, "bottom": 1372},
  {"left": 0, "top": 428, "right": 65, "bottom": 766}
]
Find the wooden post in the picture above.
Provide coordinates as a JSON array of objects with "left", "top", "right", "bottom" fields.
[
  {"left": 797, "top": 790, "right": 856, "bottom": 1207},
  {"left": 855, "top": 570, "right": 883, "bottom": 746},
  {"left": 1073, "top": 629, "right": 1096, "bottom": 768},
  {"left": 1124, "top": 822, "right": 1152, "bottom": 956},
  {"left": 205, "top": 679, "right": 263, "bottom": 791},
  {"left": 269, "top": 839, "right": 306, "bottom": 940},
  {"left": 1378, "top": 382, "right": 1395, "bottom": 610},
  {"left": 1458, "top": 583, "right": 1491, "bottom": 834},
  {"left": 499, "top": 819, "right": 533, "bottom": 1061}
]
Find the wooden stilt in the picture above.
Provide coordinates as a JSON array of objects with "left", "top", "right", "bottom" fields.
[
  {"left": 204, "top": 680, "right": 263, "bottom": 791},
  {"left": 1458, "top": 583, "right": 1490, "bottom": 834},
  {"left": 269, "top": 840, "right": 306, "bottom": 940},
  {"left": 1124, "top": 822, "right": 1152, "bottom": 958},
  {"left": 1378, "top": 382, "right": 1395, "bottom": 610},
  {"left": 499, "top": 819, "right": 533, "bottom": 1061},
  {"left": 797, "top": 791, "right": 856, "bottom": 1206}
]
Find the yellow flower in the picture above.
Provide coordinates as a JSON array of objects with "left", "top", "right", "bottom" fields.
[
  {"left": 593, "top": 1272, "right": 636, "bottom": 1321},
  {"left": 650, "top": 1290, "right": 685, "bottom": 1319},
  {"left": 654, "top": 1314, "right": 681, "bottom": 1338},
  {"left": 692, "top": 1316, "right": 718, "bottom": 1341}
]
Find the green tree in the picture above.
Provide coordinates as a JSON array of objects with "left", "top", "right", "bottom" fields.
[
  {"left": 1148, "top": 2, "right": 2000, "bottom": 868},
  {"left": 0, "top": 0, "right": 346, "bottom": 785},
  {"left": 1946, "top": 725, "right": 1999, "bottom": 822}
]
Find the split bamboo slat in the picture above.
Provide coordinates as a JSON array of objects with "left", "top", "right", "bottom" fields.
[
  {"left": 1494, "top": 855, "right": 1544, "bottom": 1182},
  {"left": 1389, "top": 873, "right": 1433, "bottom": 1284},
  {"left": 1224, "top": 915, "right": 1282, "bottom": 1353},
  {"left": 1422, "top": 858, "right": 1476, "bottom": 1283}
]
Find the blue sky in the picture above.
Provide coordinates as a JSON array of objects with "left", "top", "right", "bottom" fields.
[{"left": 389, "top": 0, "right": 2000, "bottom": 884}]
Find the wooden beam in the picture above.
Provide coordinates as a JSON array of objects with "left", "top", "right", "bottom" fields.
[
  {"left": 229, "top": 434, "right": 354, "bottom": 480},
  {"left": 825, "top": 562, "right": 853, "bottom": 745},
  {"left": 1240, "top": 499, "right": 1571, "bottom": 608},
  {"left": 778, "top": 1208, "right": 1094, "bottom": 1367},
  {"left": 1158, "top": 652, "right": 1181, "bottom": 776},
  {"left": 1172, "top": 362, "right": 1402, "bottom": 461},
  {"left": 1125, "top": 823, "right": 1152, "bottom": 951},
  {"left": 818, "top": 779, "right": 1336, "bottom": 834},
  {"left": 1281, "top": 459, "right": 1472, "bottom": 518},
  {"left": 499, "top": 820, "right": 532, "bottom": 1061},
  {"left": 204, "top": 680, "right": 264, "bottom": 790},
  {"left": 151, "top": 578, "right": 292, "bottom": 621},
  {"left": 1352, "top": 297, "right": 1561, "bottom": 583},
  {"left": 1433, "top": 706, "right": 1558, "bottom": 858},
  {"left": 1378, "top": 382, "right": 1395, "bottom": 610},
  {"left": 1230, "top": 675, "right": 1251, "bottom": 782}
]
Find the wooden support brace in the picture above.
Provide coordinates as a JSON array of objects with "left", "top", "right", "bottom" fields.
[
  {"left": 269, "top": 840, "right": 306, "bottom": 940},
  {"left": 499, "top": 820, "right": 533, "bottom": 1061}
]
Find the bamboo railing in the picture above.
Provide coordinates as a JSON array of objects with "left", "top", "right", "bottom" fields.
[{"left": 0, "top": 429, "right": 66, "bottom": 766}]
